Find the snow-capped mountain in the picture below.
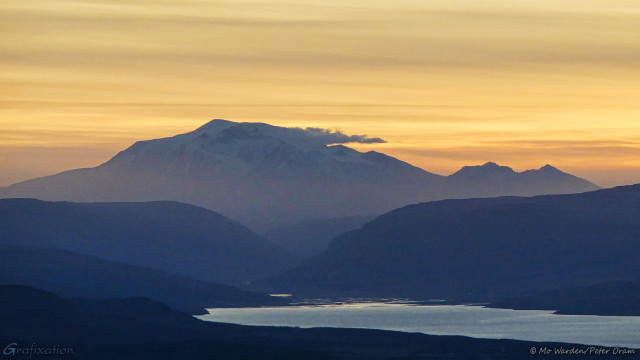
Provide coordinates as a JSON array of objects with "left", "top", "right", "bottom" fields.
[{"left": 0, "top": 120, "right": 598, "bottom": 231}]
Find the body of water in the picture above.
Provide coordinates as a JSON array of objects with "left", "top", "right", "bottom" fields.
[{"left": 197, "top": 303, "right": 640, "bottom": 348}]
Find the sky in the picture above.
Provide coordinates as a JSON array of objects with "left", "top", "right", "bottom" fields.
[{"left": 1, "top": 0, "right": 639, "bottom": 187}]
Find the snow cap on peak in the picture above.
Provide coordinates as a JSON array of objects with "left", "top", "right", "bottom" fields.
[
  {"left": 192, "top": 119, "right": 386, "bottom": 147},
  {"left": 194, "top": 119, "right": 238, "bottom": 134}
]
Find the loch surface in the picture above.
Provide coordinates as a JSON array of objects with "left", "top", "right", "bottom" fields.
[{"left": 197, "top": 303, "right": 640, "bottom": 348}]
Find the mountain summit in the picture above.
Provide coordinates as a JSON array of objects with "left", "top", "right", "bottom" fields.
[
  {"left": 449, "top": 162, "right": 518, "bottom": 180},
  {"left": 0, "top": 119, "right": 598, "bottom": 230},
  {"left": 446, "top": 161, "right": 596, "bottom": 198}
]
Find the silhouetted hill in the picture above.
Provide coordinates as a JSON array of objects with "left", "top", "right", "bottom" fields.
[
  {"left": 490, "top": 279, "right": 640, "bottom": 316},
  {"left": 1, "top": 285, "right": 633, "bottom": 359},
  {"left": 0, "top": 198, "right": 292, "bottom": 285},
  {"left": 253, "top": 184, "right": 640, "bottom": 300},
  {"left": 0, "top": 120, "right": 597, "bottom": 231},
  {"left": 0, "top": 244, "right": 286, "bottom": 314},
  {"left": 447, "top": 162, "right": 597, "bottom": 198},
  {"left": 264, "top": 215, "right": 375, "bottom": 260}
]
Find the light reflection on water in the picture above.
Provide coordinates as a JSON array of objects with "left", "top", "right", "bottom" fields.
[{"left": 196, "top": 303, "right": 640, "bottom": 348}]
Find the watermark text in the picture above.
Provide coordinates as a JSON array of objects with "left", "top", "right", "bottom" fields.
[{"left": 3, "top": 343, "right": 73, "bottom": 358}]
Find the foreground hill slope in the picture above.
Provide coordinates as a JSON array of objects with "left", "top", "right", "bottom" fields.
[
  {"left": 254, "top": 184, "right": 640, "bottom": 300},
  {"left": 0, "top": 244, "right": 285, "bottom": 314},
  {"left": 490, "top": 279, "right": 640, "bottom": 316},
  {"left": 0, "top": 198, "right": 292, "bottom": 285}
]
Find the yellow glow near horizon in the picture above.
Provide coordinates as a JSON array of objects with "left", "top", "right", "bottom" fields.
[{"left": 1, "top": 0, "right": 639, "bottom": 187}]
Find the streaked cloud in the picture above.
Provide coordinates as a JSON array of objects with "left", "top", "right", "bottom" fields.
[
  {"left": 301, "top": 127, "right": 385, "bottom": 144},
  {"left": 1, "top": 0, "right": 639, "bottom": 186}
]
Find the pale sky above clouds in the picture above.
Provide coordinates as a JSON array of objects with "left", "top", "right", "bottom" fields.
[{"left": 1, "top": 0, "right": 639, "bottom": 186}]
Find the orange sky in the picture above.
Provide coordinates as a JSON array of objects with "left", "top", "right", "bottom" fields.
[{"left": 1, "top": 0, "right": 639, "bottom": 187}]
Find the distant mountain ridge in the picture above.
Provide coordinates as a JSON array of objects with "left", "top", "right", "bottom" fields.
[
  {"left": 253, "top": 184, "right": 640, "bottom": 300},
  {"left": 0, "top": 119, "right": 598, "bottom": 230},
  {"left": 447, "top": 162, "right": 597, "bottom": 198}
]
